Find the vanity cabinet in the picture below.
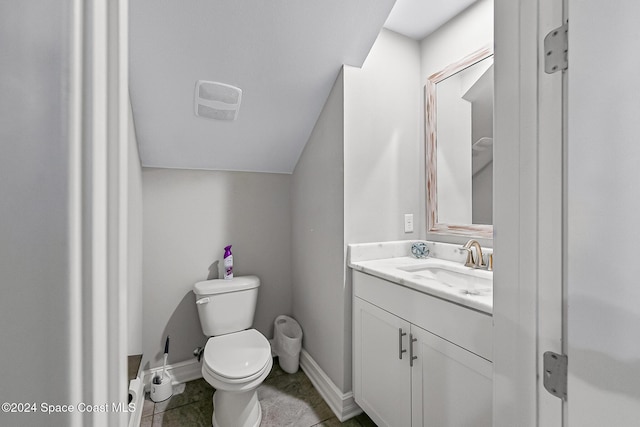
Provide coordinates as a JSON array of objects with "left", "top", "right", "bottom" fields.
[
  {"left": 410, "top": 322, "right": 492, "bottom": 427},
  {"left": 354, "top": 297, "right": 412, "bottom": 426},
  {"left": 352, "top": 271, "right": 492, "bottom": 427}
]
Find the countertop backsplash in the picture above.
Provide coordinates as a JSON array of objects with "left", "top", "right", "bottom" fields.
[{"left": 348, "top": 240, "right": 492, "bottom": 265}]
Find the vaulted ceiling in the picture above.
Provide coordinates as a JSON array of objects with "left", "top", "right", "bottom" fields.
[
  {"left": 383, "top": 0, "right": 478, "bottom": 40},
  {"left": 130, "top": 0, "right": 395, "bottom": 173},
  {"left": 129, "top": 0, "right": 480, "bottom": 173}
]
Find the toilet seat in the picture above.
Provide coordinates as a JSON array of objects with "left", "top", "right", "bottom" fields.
[{"left": 203, "top": 329, "right": 271, "bottom": 383}]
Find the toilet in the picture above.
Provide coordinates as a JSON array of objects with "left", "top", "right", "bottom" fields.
[{"left": 193, "top": 275, "right": 272, "bottom": 427}]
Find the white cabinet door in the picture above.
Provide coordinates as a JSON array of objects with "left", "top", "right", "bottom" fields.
[
  {"left": 353, "top": 297, "right": 412, "bottom": 427},
  {"left": 411, "top": 325, "right": 492, "bottom": 427}
]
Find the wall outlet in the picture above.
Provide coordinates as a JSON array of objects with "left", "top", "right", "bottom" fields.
[{"left": 404, "top": 214, "right": 414, "bottom": 233}]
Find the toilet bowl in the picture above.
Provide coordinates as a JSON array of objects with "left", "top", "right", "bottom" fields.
[
  {"left": 202, "top": 329, "right": 273, "bottom": 427},
  {"left": 193, "top": 276, "right": 271, "bottom": 427}
]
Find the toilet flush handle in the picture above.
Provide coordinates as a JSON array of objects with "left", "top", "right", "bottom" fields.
[{"left": 196, "top": 297, "right": 210, "bottom": 305}]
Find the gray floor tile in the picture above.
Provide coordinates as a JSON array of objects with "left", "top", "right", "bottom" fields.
[
  {"left": 146, "top": 358, "right": 376, "bottom": 427},
  {"left": 152, "top": 395, "right": 213, "bottom": 427},
  {"left": 313, "top": 417, "right": 356, "bottom": 427},
  {"left": 140, "top": 414, "right": 153, "bottom": 427},
  {"left": 265, "top": 357, "right": 287, "bottom": 381},
  {"left": 259, "top": 369, "right": 325, "bottom": 408},
  {"left": 353, "top": 412, "right": 377, "bottom": 427},
  {"left": 142, "top": 396, "right": 155, "bottom": 418},
  {"left": 312, "top": 412, "right": 377, "bottom": 427},
  {"left": 153, "top": 378, "right": 214, "bottom": 414}
]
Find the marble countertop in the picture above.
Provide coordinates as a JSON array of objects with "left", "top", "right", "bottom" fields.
[{"left": 348, "top": 241, "right": 493, "bottom": 314}]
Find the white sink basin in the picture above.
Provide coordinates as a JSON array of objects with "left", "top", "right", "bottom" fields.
[{"left": 397, "top": 260, "right": 492, "bottom": 296}]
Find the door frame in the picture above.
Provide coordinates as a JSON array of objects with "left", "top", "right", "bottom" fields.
[
  {"left": 493, "top": 0, "right": 564, "bottom": 426},
  {"left": 68, "top": 0, "right": 129, "bottom": 425}
]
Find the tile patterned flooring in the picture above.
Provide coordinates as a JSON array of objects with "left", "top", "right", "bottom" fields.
[{"left": 141, "top": 358, "right": 376, "bottom": 427}]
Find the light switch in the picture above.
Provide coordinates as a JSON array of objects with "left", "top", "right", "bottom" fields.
[{"left": 404, "top": 214, "right": 414, "bottom": 233}]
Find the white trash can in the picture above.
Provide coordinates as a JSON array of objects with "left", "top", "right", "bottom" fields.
[{"left": 274, "top": 315, "right": 303, "bottom": 374}]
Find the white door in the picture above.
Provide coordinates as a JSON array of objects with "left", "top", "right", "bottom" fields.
[
  {"left": 566, "top": 1, "right": 640, "bottom": 425},
  {"left": 353, "top": 297, "right": 412, "bottom": 427},
  {"left": 410, "top": 325, "right": 492, "bottom": 427}
]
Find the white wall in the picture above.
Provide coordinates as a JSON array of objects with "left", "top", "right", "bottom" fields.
[
  {"left": 292, "top": 70, "right": 347, "bottom": 390},
  {"left": 291, "top": 29, "right": 422, "bottom": 394},
  {"left": 0, "top": 2, "right": 74, "bottom": 425},
  {"left": 344, "top": 29, "right": 423, "bottom": 244},
  {"left": 341, "top": 29, "right": 422, "bottom": 394},
  {"left": 142, "top": 169, "right": 291, "bottom": 369},
  {"left": 128, "top": 103, "right": 144, "bottom": 355},
  {"left": 420, "top": 0, "right": 494, "bottom": 81}
]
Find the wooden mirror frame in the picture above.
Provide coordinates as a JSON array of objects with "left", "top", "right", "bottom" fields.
[{"left": 425, "top": 46, "right": 494, "bottom": 239}]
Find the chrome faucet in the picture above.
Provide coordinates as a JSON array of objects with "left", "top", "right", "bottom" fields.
[{"left": 461, "top": 239, "right": 486, "bottom": 269}]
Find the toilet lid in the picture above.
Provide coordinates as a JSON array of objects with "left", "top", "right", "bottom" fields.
[{"left": 203, "top": 329, "right": 271, "bottom": 380}]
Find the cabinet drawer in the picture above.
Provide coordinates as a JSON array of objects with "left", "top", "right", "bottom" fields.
[{"left": 353, "top": 271, "right": 492, "bottom": 361}]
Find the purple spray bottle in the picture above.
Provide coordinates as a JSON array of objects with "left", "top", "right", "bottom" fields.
[{"left": 223, "top": 245, "right": 233, "bottom": 279}]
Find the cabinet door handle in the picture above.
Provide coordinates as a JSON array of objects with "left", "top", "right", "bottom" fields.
[
  {"left": 399, "top": 328, "right": 407, "bottom": 359},
  {"left": 409, "top": 334, "right": 418, "bottom": 367}
]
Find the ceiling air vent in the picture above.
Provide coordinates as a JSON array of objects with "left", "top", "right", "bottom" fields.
[{"left": 194, "top": 81, "right": 242, "bottom": 121}]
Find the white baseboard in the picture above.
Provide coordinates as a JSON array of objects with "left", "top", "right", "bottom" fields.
[
  {"left": 142, "top": 359, "right": 203, "bottom": 392},
  {"left": 299, "top": 349, "right": 362, "bottom": 422}
]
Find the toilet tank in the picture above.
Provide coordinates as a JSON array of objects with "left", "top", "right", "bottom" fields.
[{"left": 193, "top": 276, "right": 260, "bottom": 336}]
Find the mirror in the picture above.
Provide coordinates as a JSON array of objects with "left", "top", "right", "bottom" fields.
[{"left": 425, "top": 46, "right": 493, "bottom": 239}]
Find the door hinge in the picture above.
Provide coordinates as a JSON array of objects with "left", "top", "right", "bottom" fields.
[
  {"left": 543, "top": 351, "right": 568, "bottom": 400},
  {"left": 544, "top": 23, "right": 568, "bottom": 74}
]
